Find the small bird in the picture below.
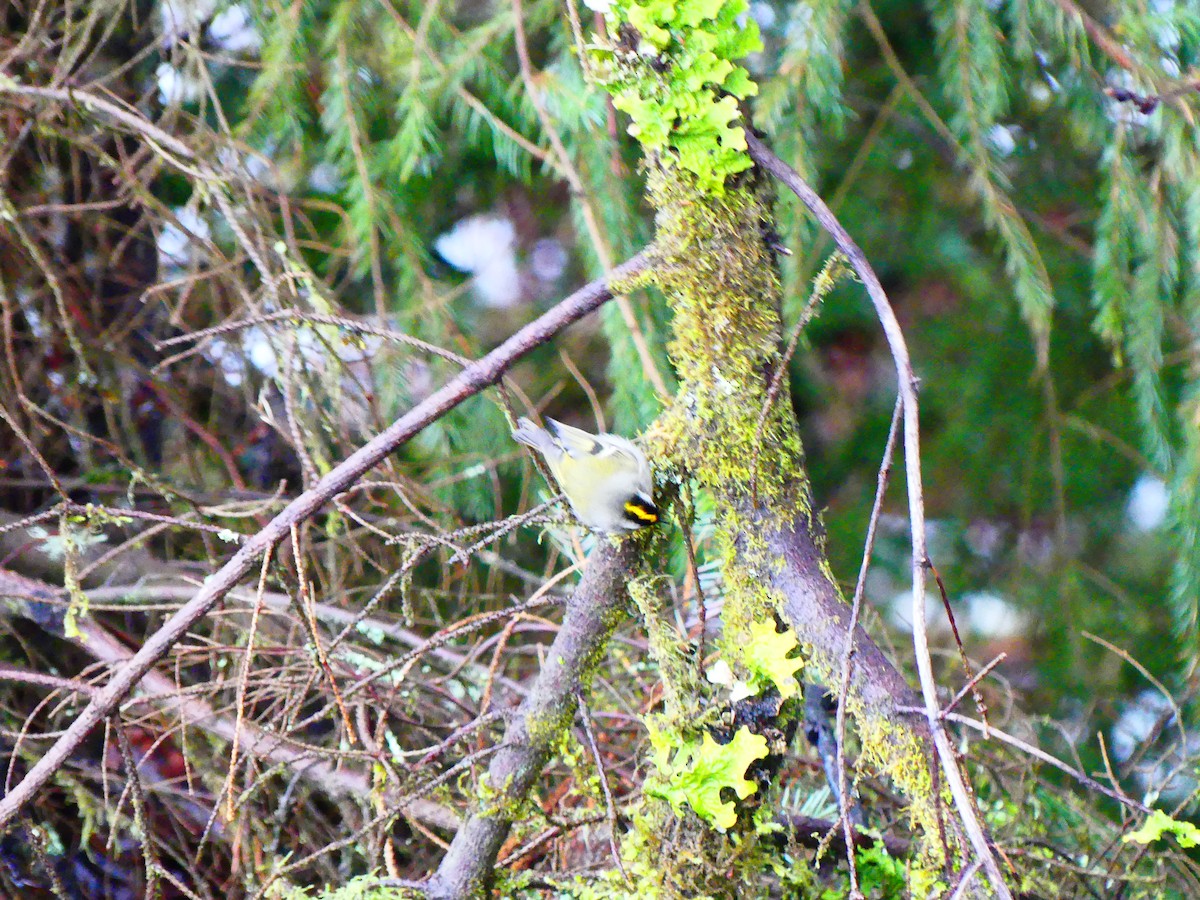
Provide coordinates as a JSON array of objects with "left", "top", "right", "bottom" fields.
[{"left": 513, "top": 417, "right": 659, "bottom": 534}]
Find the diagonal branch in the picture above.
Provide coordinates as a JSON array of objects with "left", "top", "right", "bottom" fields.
[
  {"left": 744, "top": 130, "right": 1011, "bottom": 899},
  {"left": 423, "top": 536, "right": 640, "bottom": 899},
  {"left": 0, "top": 567, "right": 458, "bottom": 832},
  {"left": 0, "top": 251, "right": 653, "bottom": 829}
]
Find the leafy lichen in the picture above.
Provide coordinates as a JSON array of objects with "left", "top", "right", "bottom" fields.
[
  {"left": 590, "top": 0, "right": 761, "bottom": 193},
  {"left": 741, "top": 621, "right": 805, "bottom": 700},
  {"left": 646, "top": 725, "right": 768, "bottom": 830},
  {"left": 590, "top": 0, "right": 955, "bottom": 887}
]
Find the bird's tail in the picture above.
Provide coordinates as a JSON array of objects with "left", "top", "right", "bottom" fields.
[
  {"left": 542, "top": 418, "right": 604, "bottom": 455},
  {"left": 513, "top": 417, "right": 558, "bottom": 457}
]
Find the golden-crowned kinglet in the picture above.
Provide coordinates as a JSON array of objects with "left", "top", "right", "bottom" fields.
[{"left": 513, "top": 417, "right": 658, "bottom": 534}]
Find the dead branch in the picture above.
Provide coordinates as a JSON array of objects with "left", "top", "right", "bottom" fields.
[{"left": 0, "top": 568, "right": 459, "bottom": 833}]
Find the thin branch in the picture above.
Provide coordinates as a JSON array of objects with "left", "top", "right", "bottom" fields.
[
  {"left": 784, "top": 813, "right": 911, "bottom": 859},
  {"left": 744, "top": 130, "right": 1011, "bottom": 899},
  {"left": 927, "top": 559, "right": 991, "bottom": 732},
  {"left": 934, "top": 711, "right": 1148, "bottom": 815},
  {"left": 1048, "top": 0, "right": 1137, "bottom": 71},
  {"left": 0, "top": 251, "right": 653, "bottom": 828},
  {"left": 836, "top": 394, "right": 902, "bottom": 897},
  {"left": 1083, "top": 632, "right": 1188, "bottom": 762},
  {"left": 943, "top": 653, "right": 1007, "bottom": 719},
  {"left": 579, "top": 693, "right": 629, "bottom": 885},
  {"left": 510, "top": 0, "right": 670, "bottom": 399}
]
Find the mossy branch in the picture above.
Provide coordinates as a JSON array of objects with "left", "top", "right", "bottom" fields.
[
  {"left": 422, "top": 536, "right": 641, "bottom": 899},
  {"left": 744, "top": 129, "right": 1011, "bottom": 899}
]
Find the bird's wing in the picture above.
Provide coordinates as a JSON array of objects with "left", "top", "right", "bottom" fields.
[
  {"left": 546, "top": 419, "right": 649, "bottom": 481},
  {"left": 545, "top": 418, "right": 607, "bottom": 458}
]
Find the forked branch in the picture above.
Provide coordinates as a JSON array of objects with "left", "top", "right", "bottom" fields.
[{"left": 744, "top": 131, "right": 1011, "bottom": 898}]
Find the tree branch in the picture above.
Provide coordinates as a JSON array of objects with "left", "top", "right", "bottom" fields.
[
  {"left": 0, "top": 568, "right": 460, "bottom": 834},
  {"left": 422, "top": 536, "right": 640, "bottom": 899},
  {"left": 0, "top": 251, "right": 652, "bottom": 829},
  {"left": 744, "top": 131, "right": 1011, "bottom": 899}
]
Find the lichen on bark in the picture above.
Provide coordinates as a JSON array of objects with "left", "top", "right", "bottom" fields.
[{"left": 630, "top": 159, "right": 960, "bottom": 881}]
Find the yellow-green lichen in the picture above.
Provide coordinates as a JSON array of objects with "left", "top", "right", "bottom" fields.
[
  {"left": 590, "top": 0, "right": 969, "bottom": 866},
  {"left": 627, "top": 573, "right": 698, "bottom": 719},
  {"left": 591, "top": 0, "right": 761, "bottom": 194},
  {"left": 576, "top": 792, "right": 800, "bottom": 900},
  {"left": 642, "top": 169, "right": 805, "bottom": 513}
]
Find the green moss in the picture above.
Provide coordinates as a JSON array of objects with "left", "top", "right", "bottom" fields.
[
  {"left": 628, "top": 574, "right": 697, "bottom": 718},
  {"left": 572, "top": 793, "right": 809, "bottom": 900},
  {"left": 591, "top": 1, "right": 959, "bottom": 883},
  {"left": 633, "top": 164, "right": 955, "bottom": 882},
  {"left": 269, "top": 874, "right": 419, "bottom": 899},
  {"left": 642, "top": 172, "right": 802, "bottom": 483}
]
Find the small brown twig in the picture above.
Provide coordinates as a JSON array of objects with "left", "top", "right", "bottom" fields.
[
  {"left": 748, "top": 252, "right": 844, "bottom": 505},
  {"left": 926, "top": 558, "right": 991, "bottom": 734},
  {"left": 1048, "top": 0, "right": 1137, "bottom": 71},
  {"left": 943, "top": 654, "right": 1007, "bottom": 719},
  {"left": 579, "top": 693, "right": 629, "bottom": 885},
  {"left": 290, "top": 524, "right": 356, "bottom": 743},
  {"left": 219, "top": 544, "right": 273, "bottom": 834}
]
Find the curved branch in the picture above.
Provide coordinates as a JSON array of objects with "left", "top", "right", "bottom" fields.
[
  {"left": 0, "top": 251, "right": 653, "bottom": 828},
  {"left": 744, "top": 131, "right": 1011, "bottom": 899}
]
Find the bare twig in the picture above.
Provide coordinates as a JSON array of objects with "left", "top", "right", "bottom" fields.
[
  {"left": 153, "top": 309, "right": 472, "bottom": 371},
  {"left": 510, "top": 0, "right": 670, "bottom": 399},
  {"left": 784, "top": 813, "right": 911, "bottom": 859},
  {"left": 1083, "top": 632, "right": 1188, "bottom": 757},
  {"left": 927, "top": 559, "right": 991, "bottom": 732},
  {"left": 836, "top": 394, "right": 902, "bottom": 897},
  {"left": 579, "top": 693, "right": 629, "bottom": 884},
  {"left": 0, "top": 252, "right": 653, "bottom": 828},
  {"left": 926, "top": 710, "right": 1149, "bottom": 814},
  {"left": 943, "top": 654, "right": 1007, "bottom": 718}
]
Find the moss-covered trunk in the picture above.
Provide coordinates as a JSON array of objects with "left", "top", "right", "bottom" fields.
[{"left": 639, "top": 167, "right": 967, "bottom": 883}]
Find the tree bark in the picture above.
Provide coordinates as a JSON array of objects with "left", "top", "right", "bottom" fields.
[{"left": 423, "top": 537, "right": 639, "bottom": 899}]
